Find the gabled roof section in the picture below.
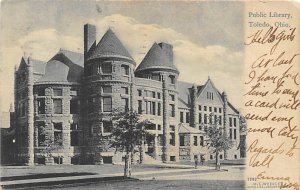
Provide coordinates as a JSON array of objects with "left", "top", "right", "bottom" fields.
[
  {"left": 135, "top": 42, "right": 179, "bottom": 74},
  {"left": 17, "top": 57, "right": 46, "bottom": 74},
  {"left": 31, "top": 59, "right": 47, "bottom": 74},
  {"left": 38, "top": 49, "right": 84, "bottom": 83},
  {"left": 58, "top": 49, "right": 84, "bottom": 67},
  {"left": 177, "top": 81, "right": 193, "bottom": 107},
  {"left": 228, "top": 99, "right": 240, "bottom": 114},
  {"left": 197, "top": 78, "right": 224, "bottom": 103},
  {"left": 178, "top": 98, "right": 190, "bottom": 109},
  {"left": 17, "top": 57, "right": 28, "bottom": 71},
  {"left": 178, "top": 123, "right": 203, "bottom": 134},
  {"left": 87, "top": 28, "right": 135, "bottom": 63}
]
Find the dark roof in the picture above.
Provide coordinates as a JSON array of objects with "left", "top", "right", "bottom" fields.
[
  {"left": 87, "top": 29, "right": 134, "bottom": 63},
  {"left": 178, "top": 123, "right": 203, "bottom": 134},
  {"left": 37, "top": 50, "right": 84, "bottom": 83},
  {"left": 58, "top": 49, "right": 84, "bottom": 67},
  {"left": 135, "top": 43, "right": 179, "bottom": 74},
  {"left": 18, "top": 57, "right": 47, "bottom": 74},
  {"left": 31, "top": 59, "right": 47, "bottom": 74},
  {"left": 177, "top": 81, "right": 193, "bottom": 107}
]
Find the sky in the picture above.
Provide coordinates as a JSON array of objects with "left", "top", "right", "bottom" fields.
[{"left": 0, "top": 0, "right": 244, "bottom": 112}]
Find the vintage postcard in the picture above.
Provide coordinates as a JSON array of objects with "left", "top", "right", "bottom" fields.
[{"left": 0, "top": 1, "right": 299, "bottom": 190}]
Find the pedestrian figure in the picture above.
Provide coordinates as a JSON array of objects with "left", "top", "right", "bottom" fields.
[
  {"left": 194, "top": 156, "right": 198, "bottom": 169},
  {"left": 200, "top": 155, "right": 205, "bottom": 166}
]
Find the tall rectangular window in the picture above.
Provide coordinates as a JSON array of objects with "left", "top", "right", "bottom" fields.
[
  {"left": 234, "top": 118, "right": 237, "bottom": 127},
  {"left": 219, "top": 116, "right": 222, "bottom": 125},
  {"left": 151, "top": 102, "right": 156, "bottom": 115},
  {"left": 170, "top": 104, "right": 175, "bottom": 117},
  {"left": 53, "top": 122, "right": 63, "bottom": 146},
  {"left": 103, "top": 121, "right": 112, "bottom": 133},
  {"left": 70, "top": 99, "right": 79, "bottom": 114},
  {"left": 230, "top": 129, "right": 232, "bottom": 139},
  {"left": 152, "top": 91, "right": 156, "bottom": 98},
  {"left": 53, "top": 99, "right": 62, "bottom": 114},
  {"left": 180, "top": 112, "right": 184, "bottom": 123},
  {"left": 157, "top": 103, "right": 161, "bottom": 116},
  {"left": 157, "top": 125, "right": 161, "bottom": 130},
  {"left": 169, "top": 75, "right": 175, "bottom": 84},
  {"left": 204, "top": 106, "right": 207, "bottom": 111},
  {"left": 157, "top": 93, "right": 161, "bottom": 99},
  {"left": 229, "top": 117, "right": 232, "bottom": 127},
  {"left": 138, "top": 100, "right": 142, "bottom": 114},
  {"left": 121, "top": 98, "right": 129, "bottom": 111},
  {"left": 170, "top": 133, "right": 175, "bottom": 146},
  {"left": 53, "top": 89, "right": 62, "bottom": 96},
  {"left": 169, "top": 94, "right": 175, "bottom": 101},
  {"left": 186, "top": 112, "right": 190, "bottom": 123},
  {"left": 103, "top": 97, "right": 112, "bottom": 112},
  {"left": 234, "top": 129, "right": 237, "bottom": 140},
  {"left": 137, "top": 89, "right": 142, "bottom": 96},
  {"left": 170, "top": 127, "right": 175, "bottom": 146},
  {"left": 199, "top": 113, "right": 202, "bottom": 123},
  {"left": 38, "top": 99, "right": 45, "bottom": 114},
  {"left": 204, "top": 114, "right": 207, "bottom": 124},
  {"left": 200, "top": 136, "right": 204, "bottom": 146},
  {"left": 180, "top": 135, "right": 185, "bottom": 146},
  {"left": 193, "top": 136, "right": 198, "bottom": 146},
  {"left": 38, "top": 124, "right": 45, "bottom": 147},
  {"left": 71, "top": 131, "right": 79, "bottom": 146}
]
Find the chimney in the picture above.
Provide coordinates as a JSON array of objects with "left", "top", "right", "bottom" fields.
[
  {"left": 84, "top": 24, "right": 96, "bottom": 62},
  {"left": 158, "top": 42, "right": 173, "bottom": 63}
]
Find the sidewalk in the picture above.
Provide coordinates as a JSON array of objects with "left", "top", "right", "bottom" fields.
[{"left": 1, "top": 164, "right": 213, "bottom": 189}]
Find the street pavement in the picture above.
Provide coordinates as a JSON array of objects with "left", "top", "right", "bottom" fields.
[{"left": 0, "top": 163, "right": 245, "bottom": 189}]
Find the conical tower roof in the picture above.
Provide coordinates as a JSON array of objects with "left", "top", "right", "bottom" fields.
[
  {"left": 87, "top": 28, "right": 135, "bottom": 64},
  {"left": 135, "top": 42, "right": 179, "bottom": 74}
]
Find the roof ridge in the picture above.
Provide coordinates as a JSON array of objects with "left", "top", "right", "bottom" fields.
[{"left": 59, "top": 48, "right": 83, "bottom": 55}]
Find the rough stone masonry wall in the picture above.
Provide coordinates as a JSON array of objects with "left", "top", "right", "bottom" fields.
[
  {"left": 33, "top": 84, "right": 81, "bottom": 165},
  {"left": 83, "top": 59, "right": 134, "bottom": 164}
]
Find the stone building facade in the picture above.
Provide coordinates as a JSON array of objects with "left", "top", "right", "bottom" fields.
[{"left": 12, "top": 24, "right": 244, "bottom": 165}]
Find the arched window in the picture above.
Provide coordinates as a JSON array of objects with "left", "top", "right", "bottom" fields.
[
  {"left": 121, "top": 65, "right": 129, "bottom": 75},
  {"left": 169, "top": 75, "right": 175, "bottom": 84}
]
